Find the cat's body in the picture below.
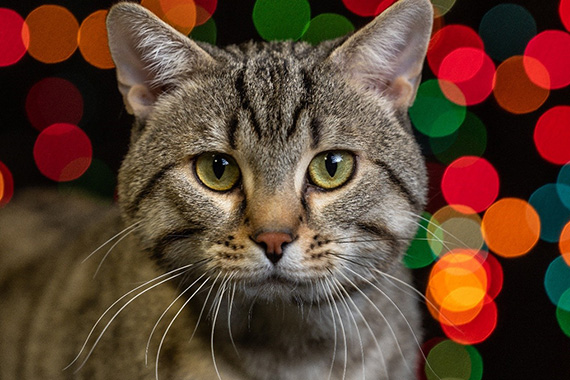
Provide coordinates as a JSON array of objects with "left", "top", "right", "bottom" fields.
[{"left": 0, "top": 0, "right": 433, "bottom": 379}]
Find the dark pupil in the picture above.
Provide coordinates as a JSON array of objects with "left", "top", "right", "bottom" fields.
[
  {"left": 325, "top": 153, "right": 341, "bottom": 178},
  {"left": 212, "top": 155, "right": 228, "bottom": 180}
]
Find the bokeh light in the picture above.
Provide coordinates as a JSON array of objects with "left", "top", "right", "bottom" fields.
[
  {"left": 482, "top": 252, "right": 504, "bottom": 301},
  {"left": 33, "top": 123, "right": 93, "bottom": 182},
  {"left": 437, "top": 47, "right": 495, "bottom": 106},
  {"left": 59, "top": 159, "right": 116, "bottom": 200},
  {"left": 0, "top": 8, "right": 29, "bottom": 67},
  {"left": 428, "top": 250, "right": 487, "bottom": 320},
  {"left": 141, "top": 0, "right": 197, "bottom": 35},
  {"left": 190, "top": 16, "right": 217, "bottom": 44},
  {"left": 478, "top": 3, "right": 536, "bottom": 62},
  {"left": 430, "top": 111, "right": 487, "bottom": 165},
  {"left": 404, "top": 212, "right": 437, "bottom": 269},
  {"left": 409, "top": 79, "right": 466, "bottom": 138},
  {"left": 481, "top": 198, "right": 541, "bottom": 258},
  {"left": 524, "top": 30, "right": 570, "bottom": 89},
  {"left": 194, "top": 0, "right": 217, "bottom": 26},
  {"left": 427, "top": 25, "right": 484, "bottom": 78},
  {"left": 427, "top": 205, "right": 484, "bottom": 258},
  {"left": 0, "top": 162, "right": 14, "bottom": 207},
  {"left": 493, "top": 56, "right": 550, "bottom": 114},
  {"left": 545, "top": 256, "right": 570, "bottom": 309},
  {"left": 341, "top": 0, "right": 395, "bottom": 17},
  {"left": 441, "top": 156, "right": 499, "bottom": 213},
  {"left": 78, "top": 10, "right": 115, "bottom": 69},
  {"left": 558, "top": 164, "right": 570, "bottom": 210},
  {"left": 529, "top": 184, "right": 570, "bottom": 242},
  {"left": 534, "top": 106, "right": 570, "bottom": 165},
  {"left": 25, "top": 77, "right": 84, "bottom": 132},
  {"left": 557, "top": 289, "right": 570, "bottom": 337},
  {"left": 560, "top": 221, "right": 570, "bottom": 266},
  {"left": 562, "top": 0, "right": 570, "bottom": 32},
  {"left": 441, "top": 296, "right": 498, "bottom": 345},
  {"left": 301, "top": 13, "right": 354, "bottom": 45},
  {"left": 25, "top": 5, "right": 79, "bottom": 64},
  {"left": 425, "top": 339, "right": 477, "bottom": 380},
  {"left": 431, "top": 0, "right": 457, "bottom": 17},
  {"left": 253, "top": 0, "right": 311, "bottom": 41}
]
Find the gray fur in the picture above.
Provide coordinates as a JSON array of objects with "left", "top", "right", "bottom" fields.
[{"left": 0, "top": 0, "right": 432, "bottom": 378}]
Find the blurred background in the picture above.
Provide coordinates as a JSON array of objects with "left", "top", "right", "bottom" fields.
[{"left": 1, "top": 0, "right": 569, "bottom": 378}]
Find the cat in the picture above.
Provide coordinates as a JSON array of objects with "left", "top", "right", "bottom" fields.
[{"left": 0, "top": 0, "right": 432, "bottom": 378}]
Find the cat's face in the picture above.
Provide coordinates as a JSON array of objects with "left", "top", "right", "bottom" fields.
[{"left": 108, "top": 0, "right": 432, "bottom": 302}]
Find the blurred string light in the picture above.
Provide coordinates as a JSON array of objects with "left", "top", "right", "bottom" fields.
[
  {"left": 25, "top": 5, "right": 79, "bottom": 64},
  {"left": 0, "top": 8, "right": 29, "bottom": 66},
  {"left": 0, "top": 162, "right": 14, "bottom": 207},
  {"left": 252, "top": 0, "right": 311, "bottom": 41},
  {"left": 78, "top": 10, "right": 115, "bottom": 69},
  {"left": 25, "top": 77, "right": 84, "bottom": 131},
  {"left": 562, "top": 0, "right": 570, "bottom": 32},
  {"left": 493, "top": 56, "right": 550, "bottom": 114},
  {"left": 534, "top": 106, "right": 570, "bottom": 165},
  {"left": 33, "top": 123, "right": 93, "bottom": 182},
  {"left": 525, "top": 30, "right": 570, "bottom": 90},
  {"left": 478, "top": 4, "right": 537, "bottom": 62},
  {"left": 141, "top": 0, "right": 197, "bottom": 35},
  {"left": 423, "top": 339, "right": 483, "bottom": 380}
]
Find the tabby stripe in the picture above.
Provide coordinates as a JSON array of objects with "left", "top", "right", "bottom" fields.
[
  {"left": 373, "top": 159, "right": 421, "bottom": 211},
  {"left": 151, "top": 227, "right": 204, "bottom": 260},
  {"left": 128, "top": 162, "right": 176, "bottom": 217},
  {"left": 309, "top": 118, "right": 321, "bottom": 149},
  {"left": 355, "top": 222, "right": 399, "bottom": 247},
  {"left": 227, "top": 114, "right": 239, "bottom": 150},
  {"left": 288, "top": 69, "right": 314, "bottom": 139},
  {"left": 235, "top": 69, "right": 262, "bottom": 139}
]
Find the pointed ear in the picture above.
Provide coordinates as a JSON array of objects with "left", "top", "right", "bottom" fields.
[
  {"left": 106, "top": 2, "right": 216, "bottom": 120},
  {"left": 328, "top": 0, "right": 433, "bottom": 109}
]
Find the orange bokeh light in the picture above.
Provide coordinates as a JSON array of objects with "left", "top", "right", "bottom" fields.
[
  {"left": 493, "top": 56, "right": 550, "bottom": 114},
  {"left": 560, "top": 221, "right": 570, "bottom": 266},
  {"left": 482, "top": 198, "right": 541, "bottom": 258},
  {"left": 78, "top": 10, "right": 115, "bottom": 69},
  {"left": 25, "top": 5, "right": 79, "bottom": 64},
  {"left": 142, "top": 0, "right": 197, "bottom": 35}
]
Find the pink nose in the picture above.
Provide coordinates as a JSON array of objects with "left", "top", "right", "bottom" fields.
[{"left": 255, "top": 232, "right": 293, "bottom": 264}]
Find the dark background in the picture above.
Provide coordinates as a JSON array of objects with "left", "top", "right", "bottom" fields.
[{"left": 1, "top": 0, "right": 569, "bottom": 378}]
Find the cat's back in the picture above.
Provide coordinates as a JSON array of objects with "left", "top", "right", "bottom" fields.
[
  {"left": 0, "top": 189, "right": 123, "bottom": 379},
  {"left": 0, "top": 189, "right": 118, "bottom": 284}
]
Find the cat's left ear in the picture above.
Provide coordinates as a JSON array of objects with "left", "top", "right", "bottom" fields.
[
  {"left": 328, "top": 0, "right": 433, "bottom": 109},
  {"left": 106, "top": 2, "right": 216, "bottom": 120}
]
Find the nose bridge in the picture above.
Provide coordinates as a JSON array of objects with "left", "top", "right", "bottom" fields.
[{"left": 246, "top": 188, "right": 302, "bottom": 234}]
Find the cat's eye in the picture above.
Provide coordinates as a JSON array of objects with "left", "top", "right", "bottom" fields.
[
  {"left": 195, "top": 153, "right": 241, "bottom": 192},
  {"left": 308, "top": 151, "right": 355, "bottom": 190}
]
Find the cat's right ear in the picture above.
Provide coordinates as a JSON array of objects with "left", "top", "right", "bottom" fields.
[
  {"left": 327, "top": 0, "right": 433, "bottom": 110},
  {"left": 106, "top": 2, "right": 216, "bottom": 120}
]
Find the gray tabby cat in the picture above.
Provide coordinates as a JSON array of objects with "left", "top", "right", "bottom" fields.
[{"left": 0, "top": 0, "right": 432, "bottom": 378}]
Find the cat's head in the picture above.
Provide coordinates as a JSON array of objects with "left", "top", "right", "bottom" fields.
[{"left": 107, "top": 0, "right": 432, "bottom": 302}]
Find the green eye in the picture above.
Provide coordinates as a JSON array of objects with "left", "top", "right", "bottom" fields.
[
  {"left": 195, "top": 153, "right": 241, "bottom": 191},
  {"left": 308, "top": 151, "right": 355, "bottom": 190}
]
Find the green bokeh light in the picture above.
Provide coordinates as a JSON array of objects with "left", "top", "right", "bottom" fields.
[
  {"left": 252, "top": 0, "right": 311, "bottom": 41},
  {"left": 465, "top": 345, "right": 484, "bottom": 380},
  {"left": 556, "top": 289, "right": 570, "bottom": 337},
  {"left": 403, "top": 212, "right": 437, "bottom": 269},
  {"left": 409, "top": 79, "right": 466, "bottom": 138},
  {"left": 59, "top": 158, "right": 115, "bottom": 200},
  {"left": 425, "top": 340, "right": 472, "bottom": 380},
  {"left": 190, "top": 16, "right": 217, "bottom": 45},
  {"left": 479, "top": 4, "right": 537, "bottom": 61},
  {"left": 431, "top": 111, "right": 487, "bottom": 165},
  {"left": 301, "top": 13, "right": 354, "bottom": 45}
]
